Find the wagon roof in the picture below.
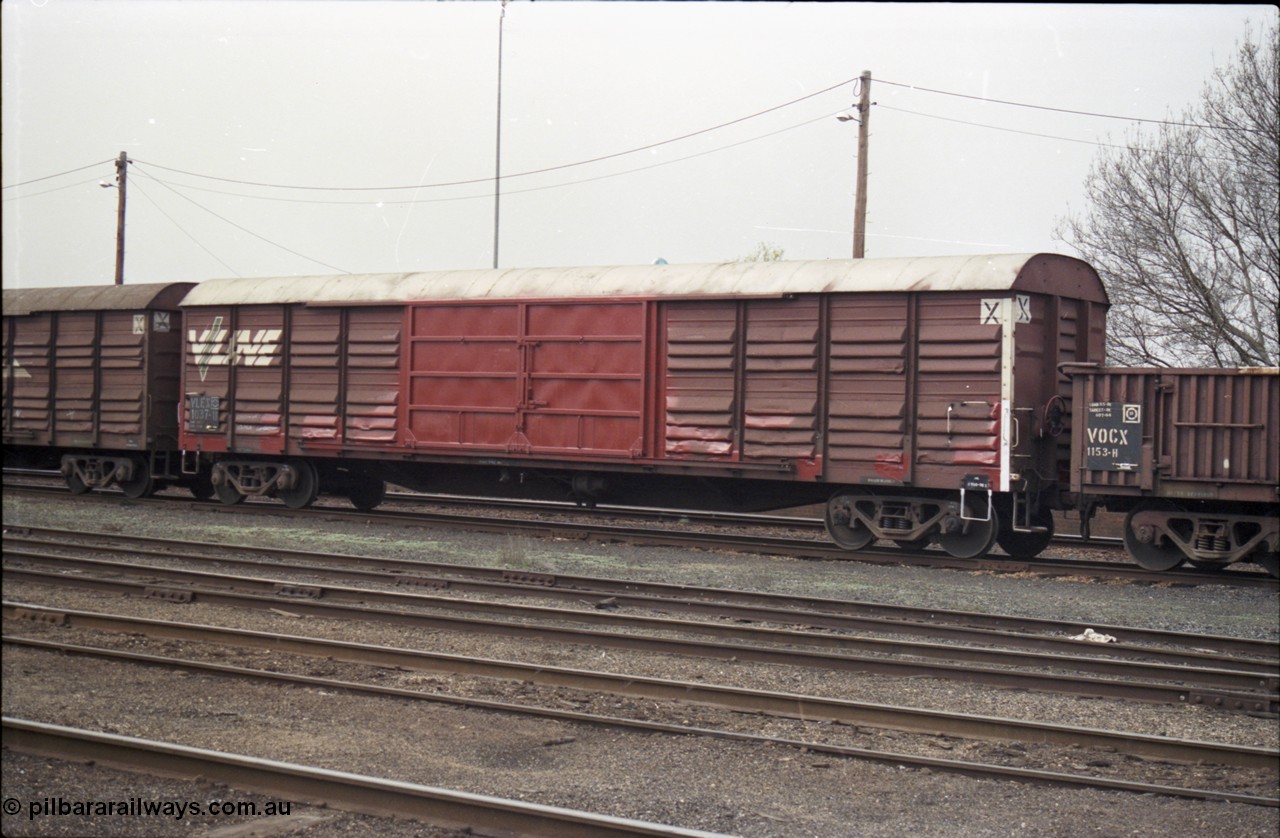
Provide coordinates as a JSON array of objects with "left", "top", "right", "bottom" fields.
[
  {"left": 179, "top": 253, "right": 1108, "bottom": 307},
  {"left": 3, "top": 282, "right": 196, "bottom": 316}
]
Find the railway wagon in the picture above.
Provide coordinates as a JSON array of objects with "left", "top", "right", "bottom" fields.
[
  {"left": 1069, "top": 366, "right": 1279, "bottom": 576},
  {"left": 2, "top": 282, "right": 200, "bottom": 497},
  {"left": 177, "top": 253, "right": 1109, "bottom": 559}
]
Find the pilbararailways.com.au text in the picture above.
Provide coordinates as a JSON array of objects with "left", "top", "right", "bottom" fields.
[{"left": 6, "top": 796, "right": 292, "bottom": 821}]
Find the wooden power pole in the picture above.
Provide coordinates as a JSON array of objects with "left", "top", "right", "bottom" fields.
[
  {"left": 852, "top": 71, "right": 871, "bottom": 259},
  {"left": 113, "top": 151, "right": 129, "bottom": 285}
]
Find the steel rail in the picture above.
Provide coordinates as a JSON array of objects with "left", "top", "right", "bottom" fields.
[
  {"left": 2, "top": 470, "right": 1131, "bottom": 549},
  {"left": 7, "top": 635, "right": 1275, "bottom": 808},
  {"left": 10, "top": 524, "right": 1277, "bottom": 662},
  {"left": 5, "top": 482, "right": 1273, "bottom": 588},
  {"left": 7, "top": 481, "right": 1269, "bottom": 584},
  {"left": 5, "top": 603, "right": 1275, "bottom": 771},
  {"left": 383, "top": 490, "right": 1125, "bottom": 550},
  {"left": 7, "top": 537, "right": 1278, "bottom": 682},
  {"left": 5, "top": 560, "right": 1275, "bottom": 712},
  {"left": 184, "top": 495, "right": 1280, "bottom": 585},
  {"left": 1, "top": 718, "right": 729, "bottom": 837},
  {"left": 383, "top": 490, "right": 838, "bottom": 531}
]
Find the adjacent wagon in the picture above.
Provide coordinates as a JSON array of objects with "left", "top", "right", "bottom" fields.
[
  {"left": 2, "top": 282, "right": 197, "bottom": 496},
  {"left": 1069, "top": 366, "right": 1279, "bottom": 575}
]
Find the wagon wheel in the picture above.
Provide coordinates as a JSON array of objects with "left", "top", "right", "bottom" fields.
[
  {"left": 1122, "top": 500, "right": 1185, "bottom": 572},
  {"left": 118, "top": 457, "right": 155, "bottom": 499},
  {"left": 825, "top": 489, "right": 875, "bottom": 551},
  {"left": 347, "top": 474, "right": 386, "bottom": 512},
  {"left": 214, "top": 478, "right": 245, "bottom": 505},
  {"left": 1252, "top": 551, "right": 1278, "bottom": 579},
  {"left": 65, "top": 470, "right": 91, "bottom": 495},
  {"left": 937, "top": 506, "right": 999, "bottom": 560},
  {"left": 187, "top": 474, "right": 215, "bottom": 501},
  {"left": 996, "top": 509, "right": 1055, "bottom": 559},
  {"left": 276, "top": 460, "right": 319, "bottom": 510}
]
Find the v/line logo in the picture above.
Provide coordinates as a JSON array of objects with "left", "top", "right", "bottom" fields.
[{"left": 189, "top": 316, "right": 283, "bottom": 381}]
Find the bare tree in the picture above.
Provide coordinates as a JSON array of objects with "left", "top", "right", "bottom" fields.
[
  {"left": 1057, "top": 24, "right": 1278, "bottom": 367},
  {"left": 736, "top": 242, "right": 786, "bottom": 263}
]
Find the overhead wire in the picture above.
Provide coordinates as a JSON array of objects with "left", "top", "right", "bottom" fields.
[
  {"left": 130, "top": 75, "right": 861, "bottom": 192},
  {"left": 874, "top": 76, "right": 1267, "bottom": 134},
  {"left": 131, "top": 167, "right": 351, "bottom": 274},
  {"left": 877, "top": 104, "right": 1248, "bottom": 164},
  {"left": 5, "top": 81, "right": 855, "bottom": 278},
  {"left": 129, "top": 177, "right": 242, "bottom": 276},
  {"left": 133, "top": 108, "right": 845, "bottom": 207},
  {"left": 1, "top": 176, "right": 106, "bottom": 202},
  {"left": 9, "top": 73, "right": 1261, "bottom": 204},
  {"left": 1, "top": 158, "right": 115, "bottom": 190},
  {"left": 8, "top": 72, "right": 1270, "bottom": 279}
]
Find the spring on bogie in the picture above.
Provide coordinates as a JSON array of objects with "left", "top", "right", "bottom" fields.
[
  {"left": 1195, "top": 531, "right": 1231, "bottom": 553},
  {"left": 880, "top": 505, "right": 913, "bottom": 532}
]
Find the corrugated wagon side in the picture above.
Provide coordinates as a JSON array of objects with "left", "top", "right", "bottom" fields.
[
  {"left": 2, "top": 282, "right": 194, "bottom": 496},
  {"left": 817, "top": 271, "right": 1109, "bottom": 559},
  {"left": 179, "top": 297, "right": 403, "bottom": 508},
  {"left": 176, "top": 254, "right": 1108, "bottom": 560},
  {"left": 1069, "top": 366, "right": 1279, "bottom": 574}
]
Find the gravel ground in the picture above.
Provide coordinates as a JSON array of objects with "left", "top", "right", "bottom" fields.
[{"left": 2, "top": 490, "right": 1277, "bottom": 837}]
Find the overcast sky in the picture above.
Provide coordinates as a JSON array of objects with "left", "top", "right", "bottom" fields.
[{"left": 3, "top": 1, "right": 1275, "bottom": 289}]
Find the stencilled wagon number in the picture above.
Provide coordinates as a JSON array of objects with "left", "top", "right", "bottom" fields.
[
  {"left": 1085, "top": 401, "right": 1143, "bottom": 472},
  {"left": 188, "top": 395, "right": 220, "bottom": 432}
]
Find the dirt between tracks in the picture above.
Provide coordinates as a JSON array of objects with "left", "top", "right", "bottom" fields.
[{"left": 2, "top": 492, "right": 1278, "bottom": 837}]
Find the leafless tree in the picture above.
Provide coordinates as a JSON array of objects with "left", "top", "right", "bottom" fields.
[
  {"left": 1057, "top": 24, "right": 1278, "bottom": 367},
  {"left": 736, "top": 242, "right": 786, "bottom": 263}
]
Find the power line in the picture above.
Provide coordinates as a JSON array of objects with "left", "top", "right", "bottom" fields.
[
  {"left": 131, "top": 168, "right": 351, "bottom": 274},
  {"left": 875, "top": 77, "right": 1264, "bottom": 134},
  {"left": 0, "top": 159, "right": 115, "bottom": 190},
  {"left": 131, "top": 75, "right": 859, "bottom": 193},
  {"left": 877, "top": 104, "right": 1248, "bottom": 164},
  {"left": 130, "top": 177, "right": 241, "bottom": 276},
  {"left": 133, "top": 109, "right": 843, "bottom": 207},
  {"left": 1, "top": 176, "right": 104, "bottom": 202}
]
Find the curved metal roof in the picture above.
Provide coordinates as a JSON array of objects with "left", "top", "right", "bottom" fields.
[
  {"left": 3, "top": 282, "right": 196, "bottom": 317},
  {"left": 179, "top": 253, "right": 1109, "bottom": 308}
]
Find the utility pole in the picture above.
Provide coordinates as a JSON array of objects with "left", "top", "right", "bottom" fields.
[
  {"left": 852, "top": 70, "right": 871, "bottom": 259},
  {"left": 113, "top": 151, "right": 129, "bottom": 284},
  {"left": 493, "top": 0, "right": 508, "bottom": 270}
]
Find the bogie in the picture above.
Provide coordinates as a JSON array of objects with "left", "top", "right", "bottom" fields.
[{"left": 826, "top": 489, "right": 1000, "bottom": 560}]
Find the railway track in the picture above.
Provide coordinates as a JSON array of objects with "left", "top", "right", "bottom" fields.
[
  {"left": 5, "top": 536, "right": 1277, "bottom": 712},
  {"left": 378, "top": 490, "right": 1127, "bottom": 552},
  {"left": 19, "top": 469, "right": 1117, "bottom": 548},
  {"left": 8, "top": 525, "right": 1275, "bottom": 664},
  {"left": 13, "top": 562, "right": 1275, "bottom": 714},
  {"left": 5, "top": 512, "right": 1277, "bottom": 826},
  {"left": 5, "top": 479, "right": 1275, "bottom": 588},
  {"left": 4, "top": 608, "right": 1277, "bottom": 805},
  {"left": 3, "top": 717, "right": 727, "bottom": 837}
]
